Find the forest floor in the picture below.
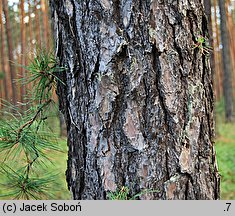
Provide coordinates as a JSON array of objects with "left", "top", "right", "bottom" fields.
[
  {"left": 216, "top": 121, "right": 235, "bottom": 200},
  {"left": 47, "top": 137, "right": 71, "bottom": 199},
  {"left": 215, "top": 100, "right": 235, "bottom": 200}
]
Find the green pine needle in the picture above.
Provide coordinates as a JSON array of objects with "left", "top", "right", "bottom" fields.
[
  {"left": 18, "top": 48, "right": 65, "bottom": 103},
  {"left": 0, "top": 112, "right": 61, "bottom": 164},
  {"left": 0, "top": 48, "right": 66, "bottom": 200},
  {"left": 107, "top": 186, "right": 130, "bottom": 200},
  {"left": 0, "top": 164, "right": 59, "bottom": 199}
]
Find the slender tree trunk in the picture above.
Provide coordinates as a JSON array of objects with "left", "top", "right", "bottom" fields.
[
  {"left": 41, "top": 0, "right": 49, "bottom": 48},
  {"left": 20, "top": 0, "right": 26, "bottom": 105},
  {"left": 218, "top": 0, "right": 234, "bottom": 122},
  {"left": 213, "top": 0, "right": 223, "bottom": 100},
  {"left": 204, "top": 0, "right": 216, "bottom": 85},
  {"left": 34, "top": 0, "right": 41, "bottom": 48},
  {"left": 27, "top": 0, "right": 33, "bottom": 94},
  {"left": 0, "top": 0, "right": 9, "bottom": 101},
  {"left": 2, "top": 0, "right": 17, "bottom": 105},
  {"left": 227, "top": 0, "right": 235, "bottom": 96},
  {"left": 28, "top": 0, "right": 33, "bottom": 54},
  {"left": 50, "top": 0, "right": 220, "bottom": 200}
]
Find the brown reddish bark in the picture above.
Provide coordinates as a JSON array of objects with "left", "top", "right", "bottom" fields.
[
  {"left": 26, "top": 0, "right": 33, "bottom": 93},
  {"left": 218, "top": 0, "right": 234, "bottom": 122},
  {"left": 28, "top": 0, "right": 33, "bottom": 51},
  {"left": 0, "top": 0, "right": 9, "bottom": 101},
  {"left": 50, "top": 0, "right": 220, "bottom": 200},
  {"left": 2, "top": 0, "right": 17, "bottom": 105},
  {"left": 41, "top": 0, "right": 50, "bottom": 48},
  {"left": 226, "top": 0, "right": 235, "bottom": 97},
  {"left": 204, "top": 0, "right": 216, "bottom": 88},
  {"left": 34, "top": 0, "right": 41, "bottom": 48},
  {"left": 213, "top": 0, "right": 223, "bottom": 100},
  {"left": 20, "top": 0, "right": 26, "bottom": 105}
]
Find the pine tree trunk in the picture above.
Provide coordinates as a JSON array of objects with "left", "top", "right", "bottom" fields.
[
  {"left": 213, "top": 0, "right": 223, "bottom": 100},
  {"left": 0, "top": 0, "right": 9, "bottom": 101},
  {"left": 20, "top": 0, "right": 26, "bottom": 106},
  {"left": 50, "top": 0, "right": 220, "bottom": 200},
  {"left": 2, "top": 0, "right": 17, "bottom": 105},
  {"left": 218, "top": 0, "right": 234, "bottom": 122},
  {"left": 34, "top": 0, "right": 41, "bottom": 49},
  {"left": 204, "top": 0, "right": 216, "bottom": 85},
  {"left": 28, "top": 0, "right": 33, "bottom": 52},
  {"left": 41, "top": 0, "right": 50, "bottom": 48}
]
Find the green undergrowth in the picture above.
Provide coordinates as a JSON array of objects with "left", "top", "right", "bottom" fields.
[
  {"left": 46, "top": 137, "right": 70, "bottom": 199},
  {"left": 215, "top": 99, "right": 235, "bottom": 200},
  {"left": 107, "top": 186, "right": 159, "bottom": 200}
]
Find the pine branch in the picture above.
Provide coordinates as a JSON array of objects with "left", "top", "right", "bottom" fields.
[
  {"left": 0, "top": 48, "right": 64, "bottom": 200},
  {"left": 15, "top": 99, "right": 52, "bottom": 144}
]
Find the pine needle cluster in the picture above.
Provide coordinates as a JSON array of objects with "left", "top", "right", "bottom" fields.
[{"left": 0, "top": 49, "right": 65, "bottom": 199}]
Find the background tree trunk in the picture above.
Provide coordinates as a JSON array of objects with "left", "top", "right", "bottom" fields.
[
  {"left": 41, "top": 0, "right": 50, "bottom": 48},
  {"left": 204, "top": 0, "right": 215, "bottom": 83},
  {"left": 50, "top": 0, "right": 220, "bottom": 200},
  {"left": 2, "top": 0, "right": 17, "bottom": 105},
  {"left": 218, "top": 0, "right": 234, "bottom": 122},
  {"left": 20, "top": 0, "right": 26, "bottom": 106},
  {"left": 0, "top": 0, "right": 9, "bottom": 102},
  {"left": 34, "top": 0, "right": 41, "bottom": 49},
  {"left": 213, "top": 0, "right": 223, "bottom": 100}
]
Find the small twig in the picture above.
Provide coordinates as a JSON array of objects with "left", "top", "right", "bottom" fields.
[
  {"left": 0, "top": 137, "right": 8, "bottom": 141},
  {"left": 44, "top": 75, "right": 54, "bottom": 89},
  {"left": 25, "top": 148, "right": 39, "bottom": 180},
  {"left": 15, "top": 99, "right": 52, "bottom": 180},
  {"left": 15, "top": 99, "right": 52, "bottom": 144}
]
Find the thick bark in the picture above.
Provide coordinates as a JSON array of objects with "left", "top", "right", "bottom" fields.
[
  {"left": 50, "top": 0, "right": 220, "bottom": 200},
  {"left": 218, "top": 0, "right": 234, "bottom": 122}
]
